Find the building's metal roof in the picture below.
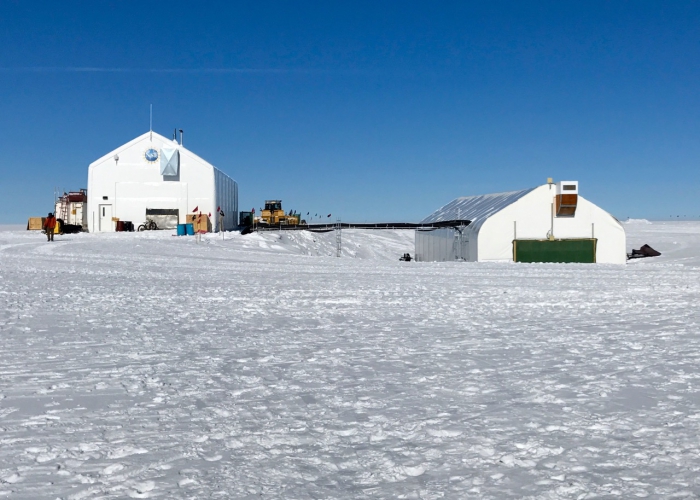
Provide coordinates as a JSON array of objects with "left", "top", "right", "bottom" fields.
[{"left": 421, "top": 188, "right": 536, "bottom": 227}]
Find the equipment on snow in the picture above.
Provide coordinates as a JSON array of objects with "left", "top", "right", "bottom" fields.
[{"left": 628, "top": 244, "right": 661, "bottom": 260}]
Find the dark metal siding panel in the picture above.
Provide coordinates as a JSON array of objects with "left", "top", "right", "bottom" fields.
[{"left": 514, "top": 239, "right": 597, "bottom": 263}]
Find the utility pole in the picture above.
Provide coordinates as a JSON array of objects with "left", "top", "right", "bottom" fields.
[
  {"left": 336, "top": 218, "right": 342, "bottom": 257},
  {"left": 219, "top": 210, "right": 225, "bottom": 240}
]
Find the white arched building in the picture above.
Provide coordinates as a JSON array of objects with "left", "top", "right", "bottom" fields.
[
  {"left": 416, "top": 181, "right": 626, "bottom": 264},
  {"left": 87, "top": 131, "right": 238, "bottom": 232}
]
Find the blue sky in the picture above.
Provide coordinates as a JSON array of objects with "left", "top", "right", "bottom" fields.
[{"left": 1, "top": 1, "right": 699, "bottom": 223}]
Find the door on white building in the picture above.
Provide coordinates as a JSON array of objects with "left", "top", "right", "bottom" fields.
[{"left": 99, "top": 204, "right": 113, "bottom": 232}]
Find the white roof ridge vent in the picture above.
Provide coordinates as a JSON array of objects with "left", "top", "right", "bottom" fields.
[{"left": 557, "top": 180, "right": 578, "bottom": 195}]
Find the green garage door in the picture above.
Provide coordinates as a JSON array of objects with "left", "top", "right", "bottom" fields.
[{"left": 514, "top": 239, "right": 597, "bottom": 263}]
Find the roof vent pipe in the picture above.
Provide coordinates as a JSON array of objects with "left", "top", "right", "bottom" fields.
[{"left": 179, "top": 129, "right": 183, "bottom": 147}]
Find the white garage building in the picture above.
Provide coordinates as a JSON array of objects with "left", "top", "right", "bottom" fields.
[
  {"left": 87, "top": 131, "right": 238, "bottom": 232},
  {"left": 416, "top": 181, "right": 626, "bottom": 264}
]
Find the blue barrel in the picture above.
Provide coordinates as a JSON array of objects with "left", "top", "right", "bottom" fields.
[
  {"left": 176, "top": 223, "right": 186, "bottom": 236},
  {"left": 186, "top": 223, "right": 195, "bottom": 236}
]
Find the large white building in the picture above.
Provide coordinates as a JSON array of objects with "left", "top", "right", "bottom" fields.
[
  {"left": 87, "top": 131, "right": 238, "bottom": 232},
  {"left": 416, "top": 181, "right": 626, "bottom": 264}
]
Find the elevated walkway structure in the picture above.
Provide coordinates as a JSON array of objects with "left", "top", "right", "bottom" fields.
[{"left": 248, "top": 220, "right": 472, "bottom": 233}]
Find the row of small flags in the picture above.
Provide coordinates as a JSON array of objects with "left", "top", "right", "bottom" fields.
[
  {"left": 299, "top": 212, "right": 332, "bottom": 218},
  {"left": 190, "top": 206, "right": 225, "bottom": 220}
]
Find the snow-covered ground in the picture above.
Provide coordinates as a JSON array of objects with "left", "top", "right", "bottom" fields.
[{"left": 1, "top": 222, "right": 699, "bottom": 499}]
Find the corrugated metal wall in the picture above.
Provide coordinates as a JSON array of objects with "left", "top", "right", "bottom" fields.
[
  {"left": 415, "top": 228, "right": 469, "bottom": 262},
  {"left": 214, "top": 169, "right": 238, "bottom": 231}
]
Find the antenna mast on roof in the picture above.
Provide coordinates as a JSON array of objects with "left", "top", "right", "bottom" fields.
[{"left": 149, "top": 104, "right": 153, "bottom": 141}]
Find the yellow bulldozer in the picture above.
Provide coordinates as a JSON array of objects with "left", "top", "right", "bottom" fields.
[{"left": 257, "top": 200, "right": 303, "bottom": 225}]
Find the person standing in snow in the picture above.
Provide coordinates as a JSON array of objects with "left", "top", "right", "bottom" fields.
[{"left": 43, "top": 212, "right": 56, "bottom": 242}]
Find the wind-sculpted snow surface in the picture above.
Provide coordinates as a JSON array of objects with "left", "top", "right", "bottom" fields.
[{"left": 1, "top": 223, "right": 700, "bottom": 498}]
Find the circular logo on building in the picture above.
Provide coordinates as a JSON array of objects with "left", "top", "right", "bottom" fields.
[{"left": 144, "top": 148, "right": 159, "bottom": 163}]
